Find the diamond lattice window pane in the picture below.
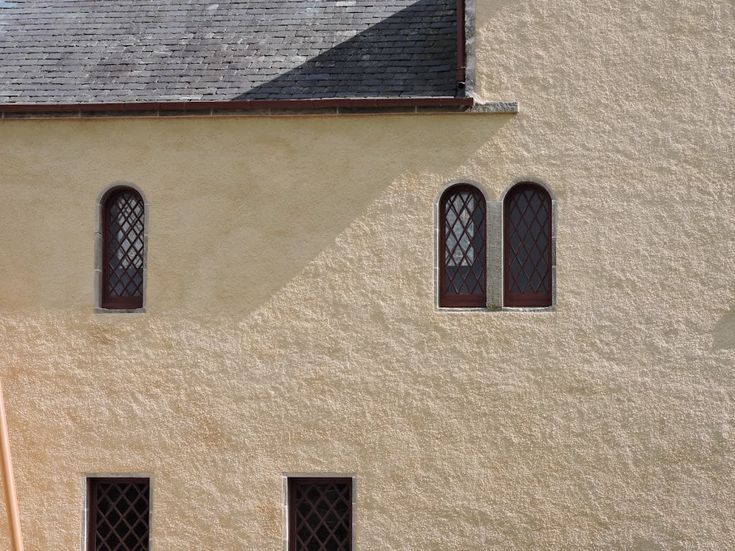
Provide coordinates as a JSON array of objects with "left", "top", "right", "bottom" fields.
[
  {"left": 103, "top": 189, "right": 144, "bottom": 308},
  {"left": 504, "top": 184, "right": 552, "bottom": 306},
  {"left": 439, "top": 186, "right": 486, "bottom": 307},
  {"left": 290, "top": 479, "right": 352, "bottom": 551},
  {"left": 89, "top": 478, "right": 150, "bottom": 551}
]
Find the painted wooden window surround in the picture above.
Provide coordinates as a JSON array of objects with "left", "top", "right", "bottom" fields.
[
  {"left": 101, "top": 187, "right": 145, "bottom": 309},
  {"left": 439, "top": 184, "right": 487, "bottom": 308},
  {"left": 87, "top": 477, "right": 150, "bottom": 551},
  {"left": 504, "top": 183, "right": 553, "bottom": 307},
  {"left": 288, "top": 477, "right": 353, "bottom": 551}
]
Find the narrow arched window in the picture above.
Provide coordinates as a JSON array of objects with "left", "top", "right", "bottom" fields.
[
  {"left": 504, "top": 183, "right": 552, "bottom": 307},
  {"left": 101, "top": 187, "right": 145, "bottom": 309},
  {"left": 439, "top": 184, "right": 486, "bottom": 307}
]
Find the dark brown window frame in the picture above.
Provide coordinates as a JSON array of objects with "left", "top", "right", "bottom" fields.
[
  {"left": 100, "top": 186, "right": 145, "bottom": 310},
  {"left": 288, "top": 477, "right": 353, "bottom": 551},
  {"left": 503, "top": 182, "right": 553, "bottom": 308},
  {"left": 438, "top": 184, "right": 487, "bottom": 308},
  {"left": 87, "top": 477, "right": 150, "bottom": 551}
]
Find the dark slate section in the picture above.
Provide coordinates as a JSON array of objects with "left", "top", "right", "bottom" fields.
[{"left": 0, "top": 0, "right": 458, "bottom": 104}]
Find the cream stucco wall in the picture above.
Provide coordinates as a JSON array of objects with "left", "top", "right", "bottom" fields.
[{"left": 0, "top": 0, "right": 734, "bottom": 549}]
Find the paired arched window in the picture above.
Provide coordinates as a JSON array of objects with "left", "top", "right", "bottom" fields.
[
  {"left": 504, "top": 183, "right": 552, "bottom": 307},
  {"left": 438, "top": 181, "right": 553, "bottom": 309},
  {"left": 439, "top": 184, "right": 487, "bottom": 307},
  {"left": 101, "top": 187, "right": 145, "bottom": 309}
]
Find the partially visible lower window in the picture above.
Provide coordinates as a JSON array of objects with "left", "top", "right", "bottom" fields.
[
  {"left": 87, "top": 477, "right": 150, "bottom": 551},
  {"left": 288, "top": 477, "right": 353, "bottom": 551}
]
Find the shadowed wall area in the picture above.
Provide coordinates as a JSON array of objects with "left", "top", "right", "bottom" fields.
[
  {"left": 0, "top": 114, "right": 503, "bottom": 316},
  {"left": 713, "top": 308, "right": 735, "bottom": 350}
]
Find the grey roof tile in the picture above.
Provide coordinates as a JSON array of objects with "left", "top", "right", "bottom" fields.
[{"left": 0, "top": 0, "right": 459, "bottom": 103}]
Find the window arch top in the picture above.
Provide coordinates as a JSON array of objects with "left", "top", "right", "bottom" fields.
[
  {"left": 101, "top": 187, "right": 145, "bottom": 309},
  {"left": 504, "top": 182, "right": 552, "bottom": 307},
  {"left": 439, "top": 184, "right": 487, "bottom": 308}
]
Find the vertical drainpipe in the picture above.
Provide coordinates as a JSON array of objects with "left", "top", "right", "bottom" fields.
[
  {"left": 456, "top": 0, "right": 467, "bottom": 95},
  {"left": 0, "top": 382, "right": 24, "bottom": 551}
]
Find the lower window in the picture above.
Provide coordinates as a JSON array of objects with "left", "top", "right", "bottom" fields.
[
  {"left": 87, "top": 477, "right": 150, "bottom": 551},
  {"left": 288, "top": 477, "right": 353, "bottom": 551}
]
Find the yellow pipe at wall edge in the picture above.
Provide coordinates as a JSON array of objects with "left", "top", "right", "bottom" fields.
[{"left": 0, "top": 382, "right": 24, "bottom": 551}]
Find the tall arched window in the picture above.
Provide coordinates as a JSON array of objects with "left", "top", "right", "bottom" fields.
[
  {"left": 101, "top": 187, "right": 145, "bottom": 309},
  {"left": 504, "top": 183, "right": 552, "bottom": 307},
  {"left": 439, "top": 184, "right": 486, "bottom": 307}
]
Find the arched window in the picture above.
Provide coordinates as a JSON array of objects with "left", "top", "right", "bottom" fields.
[
  {"left": 504, "top": 183, "right": 552, "bottom": 307},
  {"left": 101, "top": 187, "right": 145, "bottom": 309},
  {"left": 439, "top": 184, "right": 486, "bottom": 307}
]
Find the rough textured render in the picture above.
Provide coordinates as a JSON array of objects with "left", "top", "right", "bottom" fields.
[
  {"left": 0, "top": 0, "right": 734, "bottom": 550},
  {"left": 0, "top": 0, "right": 458, "bottom": 102}
]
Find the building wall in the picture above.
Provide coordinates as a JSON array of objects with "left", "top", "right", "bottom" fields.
[{"left": 0, "top": 0, "right": 733, "bottom": 548}]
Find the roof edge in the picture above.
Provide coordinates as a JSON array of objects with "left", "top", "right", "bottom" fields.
[{"left": 0, "top": 97, "right": 474, "bottom": 118}]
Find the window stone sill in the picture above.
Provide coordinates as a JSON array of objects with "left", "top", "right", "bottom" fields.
[
  {"left": 94, "top": 307, "right": 146, "bottom": 314},
  {"left": 436, "top": 305, "right": 555, "bottom": 313}
]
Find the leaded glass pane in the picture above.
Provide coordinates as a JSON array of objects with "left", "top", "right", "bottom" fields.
[
  {"left": 504, "top": 184, "right": 552, "bottom": 306},
  {"left": 440, "top": 186, "right": 486, "bottom": 306},
  {"left": 291, "top": 479, "right": 352, "bottom": 551},
  {"left": 103, "top": 189, "right": 144, "bottom": 307},
  {"left": 90, "top": 479, "right": 150, "bottom": 551}
]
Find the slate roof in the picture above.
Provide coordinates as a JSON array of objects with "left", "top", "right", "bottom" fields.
[{"left": 0, "top": 0, "right": 459, "bottom": 104}]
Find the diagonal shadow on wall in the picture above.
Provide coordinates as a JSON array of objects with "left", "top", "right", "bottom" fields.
[{"left": 235, "top": 0, "right": 459, "bottom": 100}]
